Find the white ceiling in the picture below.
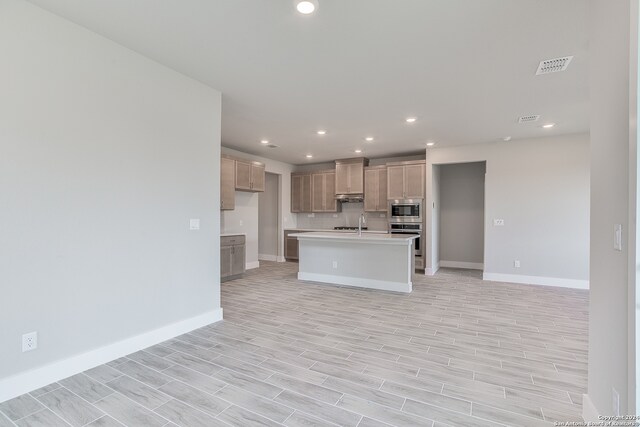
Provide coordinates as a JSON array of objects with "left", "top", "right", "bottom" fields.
[{"left": 26, "top": 0, "right": 589, "bottom": 165}]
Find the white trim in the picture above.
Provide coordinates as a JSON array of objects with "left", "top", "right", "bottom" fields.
[
  {"left": 0, "top": 308, "right": 223, "bottom": 403},
  {"left": 276, "top": 256, "right": 286, "bottom": 262},
  {"left": 582, "top": 394, "right": 599, "bottom": 422},
  {"left": 258, "top": 254, "right": 278, "bottom": 262},
  {"left": 425, "top": 262, "right": 440, "bottom": 276},
  {"left": 483, "top": 272, "right": 589, "bottom": 290},
  {"left": 246, "top": 261, "right": 260, "bottom": 270},
  {"left": 298, "top": 272, "right": 412, "bottom": 293},
  {"left": 439, "top": 260, "right": 484, "bottom": 270}
]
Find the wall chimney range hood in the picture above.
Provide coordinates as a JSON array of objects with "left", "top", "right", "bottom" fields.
[{"left": 334, "top": 157, "right": 368, "bottom": 203}]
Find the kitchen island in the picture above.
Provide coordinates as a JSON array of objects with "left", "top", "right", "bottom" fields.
[{"left": 289, "top": 232, "right": 417, "bottom": 293}]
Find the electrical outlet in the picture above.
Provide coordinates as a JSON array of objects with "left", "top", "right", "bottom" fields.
[
  {"left": 239, "top": 220, "right": 243, "bottom": 226},
  {"left": 332, "top": 261, "right": 338, "bottom": 269},
  {"left": 379, "top": 214, "right": 385, "bottom": 218},
  {"left": 514, "top": 260, "right": 521, "bottom": 268},
  {"left": 332, "top": 214, "right": 338, "bottom": 218},
  {"left": 308, "top": 213, "right": 315, "bottom": 218},
  {"left": 612, "top": 387, "right": 620, "bottom": 416},
  {"left": 189, "top": 218, "right": 200, "bottom": 230},
  {"left": 493, "top": 219, "right": 505, "bottom": 226},
  {"left": 22, "top": 332, "right": 37, "bottom": 352}
]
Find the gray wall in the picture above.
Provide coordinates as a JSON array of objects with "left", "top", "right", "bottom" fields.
[
  {"left": 426, "top": 133, "right": 590, "bottom": 284},
  {"left": 259, "top": 173, "right": 279, "bottom": 258},
  {"left": 439, "top": 162, "right": 486, "bottom": 266},
  {"left": 587, "top": 0, "right": 636, "bottom": 416},
  {"left": 0, "top": 0, "right": 221, "bottom": 384}
]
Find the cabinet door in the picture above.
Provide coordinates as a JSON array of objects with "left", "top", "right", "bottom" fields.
[
  {"left": 364, "top": 169, "right": 378, "bottom": 212},
  {"left": 348, "top": 163, "right": 364, "bottom": 193},
  {"left": 301, "top": 174, "right": 312, "bottom": 212},
  {"left": 291, "top": 175, "right": 302, "bottom": 212},
  {"left": 221, "top": 245, "right": 233, "bottom": 278},
  {"left": 231, "top": 244, "right": 245, "bottom": 275},
  {"left": 335, "top": 163, "right": 350, "bottom": 194},
  {"left": 235, "top": 160, "right": 252, "bottom": 190},
  {"left": 377, "top": 168, "right": 388, "bottom": 211},
  {"left": 286, "top": 237, "right": 299, "bottom": 260},
  {"left": 251, "top": 164, "right": 265, "bottom": 192},
  {"left": 387, "top": 166, "right": 405, "bottom": 199},
  {"left": 404, "top": 164, "right": 425, "bottom": 198},
  {"left": 311, "top": 173, "right": 325, "bottom": 212},
  {"left": 220, "top": 157, "right": 235, "bottom": 210},
  {"left": 324, "top": 172, "right": 338, "bottom": 212}
]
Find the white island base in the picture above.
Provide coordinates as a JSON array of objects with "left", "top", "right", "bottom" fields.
[{"left": 290, "top": 232, "right": 417, "bottom": 293}]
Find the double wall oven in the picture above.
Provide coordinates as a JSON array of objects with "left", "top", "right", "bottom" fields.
[{"left": 388, "top": 199, "right": 422, "bottom": 258}]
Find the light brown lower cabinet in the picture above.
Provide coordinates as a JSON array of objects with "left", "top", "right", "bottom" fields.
[
  {"left": 284, "top": 230, "right": 300, "bottom": 260},
  {"left": 221, "top": 235, "right": 246, "bottom": 281}
]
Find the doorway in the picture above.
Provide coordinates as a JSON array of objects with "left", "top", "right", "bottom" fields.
[
  {"left": 437, "top": 161, "right": 486, "bottom": 271},
  {"left": 258, "top": 172, "right": 280, "bottom": 262}
]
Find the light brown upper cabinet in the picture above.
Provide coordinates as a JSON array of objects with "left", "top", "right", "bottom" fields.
[
  {"left": 364, "top": 166, "right": 388, "bottom": 212},
  {"left": 291, "top": 172, "right": 312, "bottom": 212},
  {"left": 235, "top": 159, "right": 265, "bottom": 192},
  {"left": 220, "top": 157, "right": 235, "bottom": 210},
  {"left": 335, "top": 158, "right": 369, "bottom": 194},
  {"left": 387, "top": 161, "right": 425, "bottom": 199},
  {"left": 311, "top": 170, "right": 339, "bottom": 212}
]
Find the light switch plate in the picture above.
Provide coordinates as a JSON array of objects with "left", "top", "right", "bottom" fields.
[
  {"left": 614, "top": 224, "right": 622, "bottom": 251},
  {"left": 189, "top": 218, "right": 200, "bottom": 230}
]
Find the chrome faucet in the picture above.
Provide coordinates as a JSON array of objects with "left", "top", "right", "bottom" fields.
[{"left": 358, "top": 213, "right": 366, "bottom": 236}]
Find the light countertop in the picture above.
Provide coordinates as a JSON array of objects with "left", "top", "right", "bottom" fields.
[
  {"left": 289, "top": 231, "right": 416, "bottom": 244},
  {"left": 285, "top": 228, "right": 388, "bottom": 234},
  {"left": 220, "top": 233, "right": 247, "bottom": 237}
]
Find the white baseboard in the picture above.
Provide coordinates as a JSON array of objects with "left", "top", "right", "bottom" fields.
[
  {"left": 246, "top": 261, "right": 260, "bottom": 270},
  {"left": 258, "top": 254, "right": 278, "bottom": 262},
  {"left": 298, "top": 272, "right": 411, "bottom": 293},
  {"left": 277, "top": 256, "right": 286, "bottom": 262},
  {"left": 440, "top": 260, "right": 484, "bottom": 270},
  {"left": 425, "top": 262, "right": 440, "bottom": 276},
  {"left": 483, "top": 272, "right": 589, "bottom": 289},
  {"left": 0, "top": 308, "right": 223, "bottom": 403},
  {"left": 582, "top": 393, "right": 599, "bottom": 422}
]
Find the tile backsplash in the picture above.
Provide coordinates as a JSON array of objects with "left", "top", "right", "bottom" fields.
[{"left": 294, "top": 202, "right": 388, "bottom": 231}]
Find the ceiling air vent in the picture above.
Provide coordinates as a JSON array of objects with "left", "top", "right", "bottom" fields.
[
  {"left": 536, "top": 56, "right": 573, "bottom": 75},
  {"left": 266, "top": 144, "right": 279, "bottom": 148},
  {"left": 518, "top": 115, "right": 540, "bottom": 123}
]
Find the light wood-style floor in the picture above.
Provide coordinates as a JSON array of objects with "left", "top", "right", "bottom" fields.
[{"left": 0, "top": 261, "right": 588, "bottom": 426}]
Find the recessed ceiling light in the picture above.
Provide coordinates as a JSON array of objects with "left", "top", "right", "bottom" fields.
[
  {"left": 365, "top": 137, "right": 374, "bottom": 142},
  {"left": 260, "top": 139, "right": 269, "bottom": 144},
  {"left": 306, "top": 154, "right": 313, "bottom": 158},
  {"left": 355, "top": 149, "right": 362, "bottom": 154},
  {"left": 295, "top": 0, "right": 318, "bottom": 14},
  {"left": 426, "top": 142, "right": 435, "bottom": 147},
  {"left": 542, "top": 123, "right": 555, "bottom": 128},
  {"left": 503, "top": 136, "right": 512, "bottom": 141},
  {"left": 405, "top": 117, "right": 417, "bottom": 123},
  {"left": 317, "top": 130, "right": 326, "bottom": 135}
]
